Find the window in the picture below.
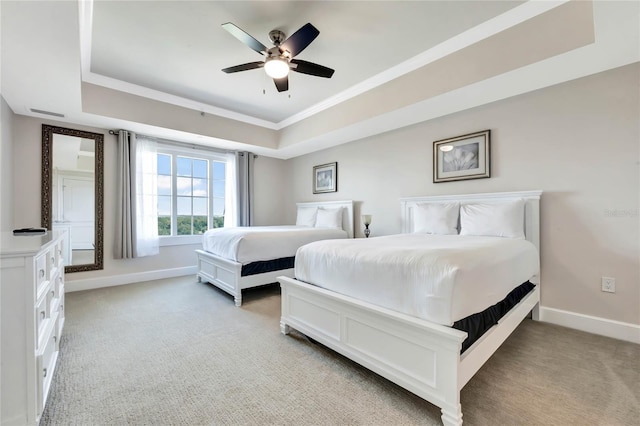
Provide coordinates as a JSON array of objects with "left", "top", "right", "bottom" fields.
[{"left": 156, "top": 145, "right": 227, "bottom": 242}]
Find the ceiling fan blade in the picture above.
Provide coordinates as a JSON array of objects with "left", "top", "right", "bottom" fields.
[
  {"left": 273, "top": 76, "right": 289, "bottom": 92},
  {"left": 222, "top": 61, "right": 264, "bottom": 74},
  {"left": 280, "top": 23, "right": 319, "bottom": 57},
  {"left": 290, "top": 59, "right": 334, "bottom": 78},
  {"left": 222, "top": 22, "right": 268, "bottom": 55}
]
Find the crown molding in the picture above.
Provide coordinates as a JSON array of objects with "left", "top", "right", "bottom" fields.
[{"left": 77, "top": 0, "right": 568, "bottom": 132}]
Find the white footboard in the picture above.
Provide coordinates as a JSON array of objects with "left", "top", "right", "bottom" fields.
[
  {"left": 279, "top": 276, "right": 540, "bottom": 425},
  {"left": 278, "top": 276, "right": 467, "bottom": 426},
  {"left": 196, "top": 249, "right": 294, "bottom": 306},
  {"left": 196, "top": 249, "right": 242, "bottom": 305}
]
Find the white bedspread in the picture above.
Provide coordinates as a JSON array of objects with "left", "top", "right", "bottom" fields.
[
  {"left": 294, "top": 234, "right": 539, "bottom": 326},
  {"left": 202, "top": 226, "right": 348, "bottom": 264}
]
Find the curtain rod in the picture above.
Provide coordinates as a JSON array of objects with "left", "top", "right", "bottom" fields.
[{"left": 108, "top": 129, "right": 256, "bottom": 157}]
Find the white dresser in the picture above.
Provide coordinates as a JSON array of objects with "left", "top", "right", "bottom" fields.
[{"left": 1, "top": 231, "right": 66, "bottom": 425}]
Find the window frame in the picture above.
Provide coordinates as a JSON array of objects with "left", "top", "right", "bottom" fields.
[{"left": 156, "top": 143, "right": 227, "bottom": 247}]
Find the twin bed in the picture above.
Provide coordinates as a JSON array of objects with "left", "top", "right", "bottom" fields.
[
  {"left": 278, "top": 190, "right": 542, "bottom": 426},
  {"left": 196, "top": 200, "right": 354, "bottom": 306}
]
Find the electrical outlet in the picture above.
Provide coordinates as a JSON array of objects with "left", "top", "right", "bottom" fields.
[{"left": 601, "top": 277, "right": 616, "bottom": 293}]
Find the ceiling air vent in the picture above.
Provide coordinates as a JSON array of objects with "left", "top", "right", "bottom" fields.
[{"left": 30, "top": 108, "right": 65, "bottom": 118}]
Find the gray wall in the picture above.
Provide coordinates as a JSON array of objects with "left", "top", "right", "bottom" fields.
[
  {"left": 6, "top": 64, "right": 638, "bottom": 326},
  {"left": 10, "top": 116, "right": 288, "bottom": 283},
  {"left": 253, "top": 155, "right": 289, "bottom": 225},
  {"left": 0, "top": 96, "right": 14, "bottom": 231},
  {"left": 285, "top": 64, "right": 640, "bottom": 326}
]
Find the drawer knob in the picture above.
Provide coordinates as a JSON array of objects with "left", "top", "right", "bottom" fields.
[
  {"left": 43, "top": 368, "right": 47, "bottom": 378},
  {"left": 53, "top": 335, "right": 57, "bottom": 343},
  {"left": 39, "top": 269, "right": 45, "bottom": 278},
  {"left": 51, "top": 290, "right": 55, "bottom": 297},
  {"left": 40, "top": 311, "right": 46, "bottom": 320},
  {"left": 51, "top": 256, "right": 55, "bottom": 263}
]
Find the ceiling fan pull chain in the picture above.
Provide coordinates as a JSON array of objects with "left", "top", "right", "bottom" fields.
[{"left": 263, "top": 69, "right": 267, "bottom": 95}]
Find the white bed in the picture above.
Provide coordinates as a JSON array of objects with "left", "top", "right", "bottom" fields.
[
  {"left": 278, "top": 190, "right": 542, "bottom": 425},
  {"left": 196, "top": 200, "right": 354, "bottom": 306}
]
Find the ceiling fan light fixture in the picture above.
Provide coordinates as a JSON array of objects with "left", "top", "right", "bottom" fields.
[
  {"left": 264, "top": 57, "right": 290, "bottom": 79},
  {"left": 221, "top": 22, "right": 333, "bottom": 92}
]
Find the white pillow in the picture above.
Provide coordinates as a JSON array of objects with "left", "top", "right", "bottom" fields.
[
  {"left": 413, "top": 203, "right": 459, "bottom": 235},
  {"left": 315, "top": 207, "right": 343, "bottom": 229},
  {"left": 459, "top": 200, "right": 525, "bottom": 239},
  {"left": 296, "top": 207, "right": 317, "bottom": 227}
]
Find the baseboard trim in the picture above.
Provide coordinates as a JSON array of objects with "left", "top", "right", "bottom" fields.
[
  {"left": 64, "top": 275, "right": 640, "bottom": 344},
  {"left": 539, "top": 306, "right": 640, "bottom": 344},
  {"left": 65, "top": 266, "right": 197, "bottom": 292}
]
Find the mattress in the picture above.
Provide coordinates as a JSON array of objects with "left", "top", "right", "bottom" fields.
[
  {"left": 294, "top": 234, "right": 539, "bottom": 326},
  {"left": 202, "top": 226, "right": 348, "bottom": 264}
]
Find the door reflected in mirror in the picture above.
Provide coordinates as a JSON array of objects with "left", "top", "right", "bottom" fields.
[
  {"left": 42, "top": 125, "right": 104, "bottom": 273},
  {"left": 52, "top": 135, "right": 96, "bottom": 266}
]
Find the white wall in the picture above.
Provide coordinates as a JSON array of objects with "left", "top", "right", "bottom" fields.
[
  {"left": 0, "top": 96, "right": 14, "bottom": 231},
  {"left": 285, "top": 64, "right": 640, "bottom": 326},
  {"left": 11, "top": 116, "right": 288, "bottom": 285}
]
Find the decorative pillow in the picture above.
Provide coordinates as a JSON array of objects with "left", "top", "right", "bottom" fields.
[
  {"left": 413, "top": 203, "right": 459, "bottom": 235},
  {"left": 460, "top": 199, "right": 525, "bottom": 239},
  {"left": 315, "top": 207, "right": 343, "bottom": 229},
  {"left": 296, "top": 207, "right": 317, "bottom": 227}
]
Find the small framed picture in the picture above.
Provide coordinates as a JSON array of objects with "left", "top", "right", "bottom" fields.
[
  {"left": 313, "top": 162, "right": 337, "bottom": 194},
  {"left": 433, "top": 130, "right": 491, "bottom": 183}
]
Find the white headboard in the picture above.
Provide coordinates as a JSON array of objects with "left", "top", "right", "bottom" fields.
[
  {"left": 296, "top": 200, "right": 355, "bottom": 238},
  {"left": 399, "top": 191, "right": 542, "bottom": 255}
]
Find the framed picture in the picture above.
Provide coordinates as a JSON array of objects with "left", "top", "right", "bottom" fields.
[
  {"left": 433, "top": 130, "right": 491, "bottom": 183},
  {"left": 313, "top": 162, "right": 337, "bottom": 194}
]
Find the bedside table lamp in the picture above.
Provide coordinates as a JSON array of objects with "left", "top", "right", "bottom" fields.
[{"left": 362, "top": 215, "right": 372, "bottom": 238}]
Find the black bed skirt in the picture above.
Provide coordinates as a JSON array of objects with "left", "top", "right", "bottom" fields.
[
  {"left": 241, "top": 256, "right": 296, "bottom": 277},
  {"left": 453, "top": 281, "right": 535, "bottom": 353}
]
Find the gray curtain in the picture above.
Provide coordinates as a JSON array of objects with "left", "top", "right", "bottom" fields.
[
  {"left": 115, "top": 130, "right": 135, "bottom": 259},
  {"left": 115, "top": 131, "right": 159, "bottom": 258},
  {"left": 236, "top": 152, "right": 254, "bottom": 226}
]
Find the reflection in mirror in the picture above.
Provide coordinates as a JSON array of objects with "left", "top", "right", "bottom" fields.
[
  {"left": 42, "top": 125, "right": 104, "bottom": 273},
  {"left": 52, "top": 135, "right": 96, "bottom": 266}
]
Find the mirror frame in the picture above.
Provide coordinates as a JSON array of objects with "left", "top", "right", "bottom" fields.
[{"left": 42, "top": 124, "right": 104, "bottom": 272}]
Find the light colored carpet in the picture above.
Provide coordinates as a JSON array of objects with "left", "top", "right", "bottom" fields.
[{"left": 41, "top": 276, "right": 639, "bottom": 425}]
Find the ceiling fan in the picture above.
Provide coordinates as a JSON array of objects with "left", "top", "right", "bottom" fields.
[{"left": 221, "top": 22, "right": 335, "bottom": 93}]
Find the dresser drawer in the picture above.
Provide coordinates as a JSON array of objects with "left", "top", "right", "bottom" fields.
[
  {"left": 48, "top": 273, "right": 63, "bottom": 314},
  {"left": 49, "top": 240, "right": 64, "bottom": 273},
  {"left": 58, "top": 284, "right": 65, "bottom": 336},
  {"left": 34, "top": 288, "right": 50, "bottom": 349},
  {"left": 54, "top": 240, "right": 64, "bottom": 267},
  {"left": 48, "top": 248, "right": 55, "bottom": 277},
  {"left": 36, "top": 323, "right": 59, "bottom": 416},
  {"left": 35, "top": 252, "right": 48, "bottom": 295}
]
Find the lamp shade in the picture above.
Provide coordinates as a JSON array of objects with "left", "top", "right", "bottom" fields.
[{"left": 361, "top": 215, "right": 372, "bottom": 225}]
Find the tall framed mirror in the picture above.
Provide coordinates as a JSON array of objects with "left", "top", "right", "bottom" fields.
[{"left": 42, "top": 124, "right": 104, "bottom": 272}]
